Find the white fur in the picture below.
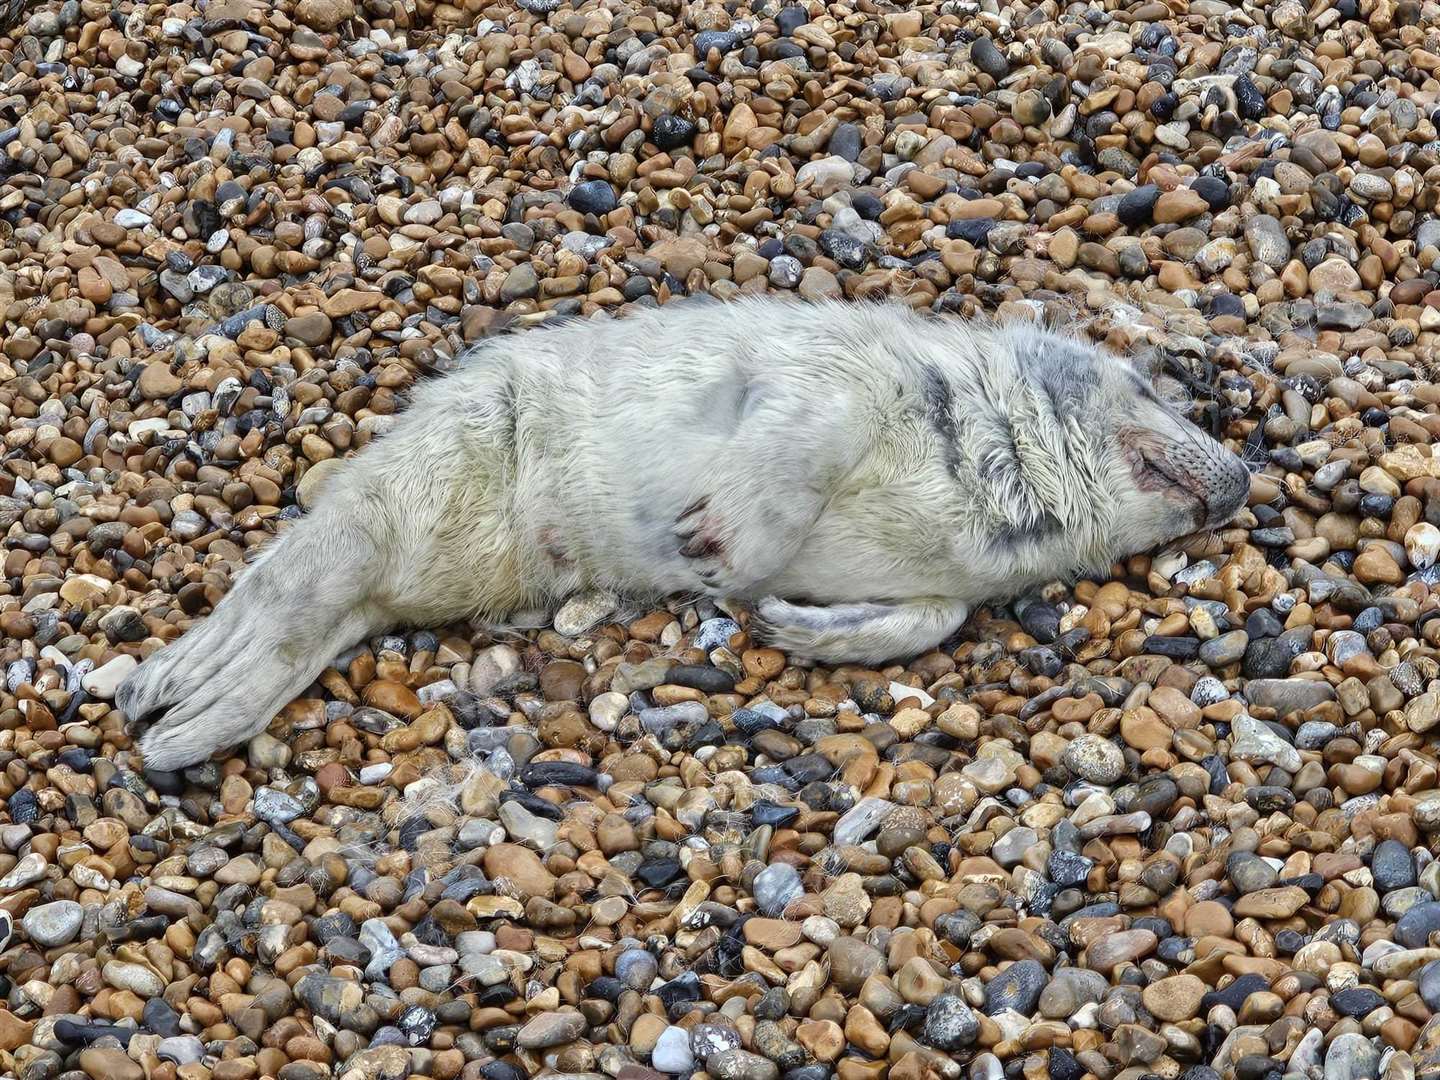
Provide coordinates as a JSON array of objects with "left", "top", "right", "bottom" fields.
[{"left": 120, "top": 298, "right": 1248, "bottom": 769}]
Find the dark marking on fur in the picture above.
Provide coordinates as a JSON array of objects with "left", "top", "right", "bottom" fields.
[
  {"left": 919, "top": 363, "right": 963, "bottom": 480},
  {"left": 665, "top": 293, "right": 724, "bottom": 311},
  {"left": 493, "top": 376, "right": 518, "bottom": 450},
  {"left": 994, "top": 512, "right": 1064, "bottom": 548},
  {"left": 978, "top": 414, "right": 1023, "bottom": 489},
  {"left": 1158, "top": 353, "right": 1227, "bottom": 439},
  {"left": 821, "top": 604, "right": 890, "bottom": 630},
  {"left": 1032, "top": 341, "right": 1098, "bottom": 420},
  {"left": 125, "top": 705, "right": 165, "bottom": 737},
  {"left": 762, "top": 602, "right": 887, "bottom": 633}
]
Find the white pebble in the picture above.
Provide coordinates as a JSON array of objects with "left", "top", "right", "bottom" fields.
[
  {"left": 1408, "top": 522, "right": 1440, "bottom": 569},
  {"left": 81, "top": 655, "right": 137, "bottom": 699}
]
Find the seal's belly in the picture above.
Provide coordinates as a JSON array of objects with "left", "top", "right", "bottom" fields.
[{"left": 519, "top": 473, "right": 706, "bottom": 599}]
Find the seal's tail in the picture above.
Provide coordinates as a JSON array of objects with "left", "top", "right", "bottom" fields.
[{"left": 118, "top": 498, "right": 386, "bottom": 771}]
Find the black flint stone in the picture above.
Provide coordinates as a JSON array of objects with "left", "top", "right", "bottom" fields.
[
  {"left": 664, "top": 664, "right": 736, "bottom": 693},
  {"left": 500, "top": 790, "right": 566, "bottom": 819},
  {"left": 1047, "top": 850, "right": 1093, "bottom": 888},
  {"left": 784, "top": 753, "right": 834, "bottom": 783},
  {"left": 440, "top": 877, "right": 489, "bottom": 903},
  {"left": 694, "top": 29, "right": 741, "bottom": 53},
  {"left": 587, "top": 976, "right": 627, "bottom": 1002},
  {"left": 1132, "top": 915, "right": 1173, "bottom": 940},
  {"left": 1277, "top": 873, "right": 1324, "bottom": 894},
  {"left": 1200, "top": 972, "right": 1268, "bottom": 1013},
  {"left": 688, "top": 721, "right": 725, "bottom": 748},
  {"left": 652, "top": 114, "right": 697, "bottom": 150},
  {"left": 143, "top": 998, "right": 182, "bottom": 1037},
  {"left": 1330, "top": 987, "right": 1386, "bottom": 1017},
  {"left": 398, "top": 1006, "right": 435, "bottom": 1043},
  {"left": 818, "top": 229, "right": 869, "bottom": 269},
  {"left": 982, "top": 958, "right": 1047, "bottom": 1015},
  {"left": 1156, "top": 937, "right": 1191, "bottom": 963},
  {"left": 54, "top": 1019, "right": 134, "bottom": 1045},
  {"left": 636, "top": 858, "right": 684, "bottom": 888},
  {"left": 480, "top": 1061, "right": 527, "bottom": 1080},
  {"left": 1118, "top": 184, "right": 1159, "bottom": 225},
  {"left": 776, "top": 7, "right": 808, "bottom": 33},
  {"left": 567, "top": 180, "right": 617, "bottom": 215},
  {"left": 733, "top": 708, "right": 782, "bottom": 735},
  {"left": 398, "top": 817, "right": 427, "bottom": 851},
  {"left": 1235, "top": 74, "right": 1266, "bottom": 119},
  {"left": 1020, "top": 646, "right": 1063, "bottom": 677},
  {"left": 8, "top": 789, "right": 37, "bottom": 824},
  {"left": 519, "top": 762, "right": 598, "bottom": 788},
  {"left": 1372, "top": 838, "right": 1417, "bottom": 891},
  {"left": 476, "top": 983, "right": 518, "bottom": 1007},
  {"left": 946, "top": 218, "right": 997, "bottom": 245},
  {"left": 850, "top": 191, "right": 882, "bottom": 218},
  {"left": 1050, "top": 1048, "right": 1085, "bottom": 1080},
  {"left": 751, "top": 766, "right": 794, "bottom": 787},
  {"left": 751, "top": 800, "right": 800, "bottom": 827},
  {"left": 1192, "top": 174, "right": 1230, "bottom": 209},
  {"left": 657, "top": 971, "right": 701, "bottom": 1008},
  {"left": 311, "top": 912, "right": 357, "bottom": 944},
  {"left": 1143, "top": 635, "right": 1200, "bottom": 658},
  {"left": 1019, "top": 602, "right": 1062, "bottom": 643},
  {"left": 1275, "top": 929, "right": 1308, "bottom": 954},
  {"left": 888, "top": 1003, "right": 928, "bottom": 1033}
]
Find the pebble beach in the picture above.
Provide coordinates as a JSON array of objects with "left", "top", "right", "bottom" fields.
[{"left": 5, "top": 1, "right": 1440, "bottom": 1080}]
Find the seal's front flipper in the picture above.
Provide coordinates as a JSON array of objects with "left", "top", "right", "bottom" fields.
[
  {"left": 672, "top": 484, "right": 832, "bottom": 594},
  {"left": 672, "top": 368, "right": 870, "bottom": 596},
  {"left": 750, "top": 596, "right": 970, "bottom": 665}
]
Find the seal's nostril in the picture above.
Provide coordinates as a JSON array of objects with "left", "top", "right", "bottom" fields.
[{"left": 1207, "top": 453, "right": 1250, "bottom": 523}]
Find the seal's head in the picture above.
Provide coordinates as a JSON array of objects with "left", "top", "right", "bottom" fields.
[
  {"left": 985, "top": 321, "right": 1251, "bottom": 579},
  {"left": 1082, "top": 353, "right": 1251, "bottom": 576},
  {"left": 1107, "top": 358, "right": 1251, "bottom": 542}
]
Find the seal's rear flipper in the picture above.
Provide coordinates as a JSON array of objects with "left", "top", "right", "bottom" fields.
[
  {"left": 119, "top": 505, "right": 385, "bottom": 771},
  {"left": 750, "top": 596, "right": 970, "bottom": 664}
]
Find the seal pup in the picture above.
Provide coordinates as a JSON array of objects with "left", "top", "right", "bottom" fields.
[{"left": 119, "top": 297, "right": 1251, "bottom": 769}]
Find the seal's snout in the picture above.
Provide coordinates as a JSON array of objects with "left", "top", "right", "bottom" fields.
[
  {"left": 1151, "top": 431, "right": 1249, "bottom": 527},
  {"left": 1122, "top": 423, "right": 1249, "bottom": 529},
  {"left": 1203, "top": 446, "right": 1251, "bottom": 527}
]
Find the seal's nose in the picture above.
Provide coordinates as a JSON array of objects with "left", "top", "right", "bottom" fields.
[{"left": 1204, "top": 448, "right": 1250, "bottom": 526}]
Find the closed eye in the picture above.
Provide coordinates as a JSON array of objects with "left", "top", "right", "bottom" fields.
[{"left": 1142, "top": 452, "right": 1183, "bottom": 487}]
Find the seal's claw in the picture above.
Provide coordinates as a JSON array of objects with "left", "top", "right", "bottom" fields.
[
  {"left": 121, "top": 705, "right": 163, "bottom": 741},
  {"left": 675, "top": 496, "right": 710, "bottom": 522},
  {"left": 674, "top": 497, "right": 731, "bottom": 581},
  {"left": 679, "top": 534, "right": 724, "bottom": 560}
]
